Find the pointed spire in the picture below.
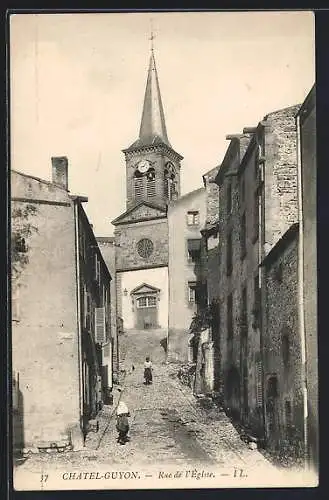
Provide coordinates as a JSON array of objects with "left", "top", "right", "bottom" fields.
[{"left": 138, "top": 46, "right": 171, "bottom": 147}]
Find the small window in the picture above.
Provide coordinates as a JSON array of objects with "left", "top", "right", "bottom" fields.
[
  {"left": 137, "top": 296, "right": 147, "bottom": 308},
  {"left": 187, "top": 211, "right": 200, "bottom": 226},
  {"left": 136, "top": 295, "right": 157, "bottom": 308},
  {"left": 13, "top": 235, "right": 27, "bottom": 253},
  {"left": 188, "top": 282, "right": 197, "bottom": 303},
  {"left": 148, "top": 296, "right": 157, "bottom": 307}
]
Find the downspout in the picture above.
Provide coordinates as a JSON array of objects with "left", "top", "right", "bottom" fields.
[
  {"left": 296, "top": 114, "right": 309, "bottom": 469},
  {"left": 74, "top": 200, "right": 84, "bottom": 430}
]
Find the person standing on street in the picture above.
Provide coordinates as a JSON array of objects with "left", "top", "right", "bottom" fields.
[
  {"left": 116, "top": 389, "right": 130, "bottom": 445},
  {"left": 144, "top": 356, "right": 153, "bottom": 385}
]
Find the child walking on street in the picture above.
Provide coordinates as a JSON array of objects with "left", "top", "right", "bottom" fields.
[
  {"left": 116, "top": 389, "right": 130, "bottom": 445},
  {"left": 144, "top": 356, "right": 153, "bottom": 385}
]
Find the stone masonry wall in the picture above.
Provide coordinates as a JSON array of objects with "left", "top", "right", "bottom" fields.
[
  {"left": 263, "top": 229, "right": 303, "bottom": 465},
  {"left": 114, "top": 218, "right": 168, "bottom": 271},
  {"left": 263, "top": 105, "right": 300, "bottom": 254}
]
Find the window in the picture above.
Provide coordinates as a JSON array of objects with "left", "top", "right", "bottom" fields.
[
  {"left": 240, "top": 211, "right": 246, "bottom": 258},
  {"left": 227, "top": 293, "right": 233, "bottom": 339},
  {"left": 84, "top": 287, "right": 91, "bottom": 330},
  {"left": 256, "top": 360, "right": 263, "bottom": 407},
  {"left": 227, "top": 182, "right": 232, "bottom": 214},
  {"left": 95, "top": 254, "right": 101, "bottom": 283},
  {"left": 226, "top": 230, "right": 232, "bottom": 275},
  {"left": 187, "top": 211, "right": 200, "bottom": 226},
  {"left": 137, "top": 238, "right": 154, "bottom": 259},
  {"left": 164, "top": 166, "right": 176, "bottom": 201},
  {"left": 13, "top": 235, "right": 27, "bottom": 253},
  {"left": 137, "top": 295, "right": 157, "bottom": 308},
  {"left": 187, "top": 239, "right": 201, "bottom": 263},
  {"left": 146, "top": 168, "right": 156, "bottom": 198},
  {"left": 134, "top": 172, "right": 145, "bottom": 200},
  {"left": 188, "top": 282, "right": 197, "bottom": 303}
]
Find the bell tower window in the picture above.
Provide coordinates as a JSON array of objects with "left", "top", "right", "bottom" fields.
[
  {"left": 146, "top": 168, "right": 156, "bottom": 198},
  {"left": 134, "top": 170, "right": 145, "bottom": 201},
  {"left": 164, "top": 162, "right": 176, "bottom": 201}
]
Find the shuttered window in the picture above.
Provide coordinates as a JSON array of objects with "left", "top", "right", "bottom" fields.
[
  {"left": 134, "top": 177, "right": 144, "bottom": 200},
  {"left": 256, "top": 360, "right": 263, "bottom": 407},
  {"left": 95, "top": 307, "right": 106, "bottom": 344}
]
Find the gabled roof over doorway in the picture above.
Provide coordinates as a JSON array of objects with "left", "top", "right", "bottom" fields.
[{"left": 130, "top": 283, "right": 161, "bottom": 295}]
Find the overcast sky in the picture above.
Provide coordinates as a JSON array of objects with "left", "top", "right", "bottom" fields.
[{"left": 10, "top": 11, "right": 315, "bottom": 235}]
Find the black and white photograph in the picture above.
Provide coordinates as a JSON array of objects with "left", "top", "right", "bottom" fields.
[{"left": 9, "top": 10, "right": 317, "bottom": 490}]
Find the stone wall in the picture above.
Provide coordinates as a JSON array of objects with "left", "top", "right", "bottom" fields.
[
  {"left": 263, "top": 105, "right": 300, "bottom": 254},
  {"left": 263, "top": 225, "right": 303, "bottom": 465},
  {"left": 114, "top": 218, "right": 168, "bottom": 271}
]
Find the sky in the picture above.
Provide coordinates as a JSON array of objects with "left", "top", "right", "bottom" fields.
[{"left": 10, "top": 11, "right": 315, "bottom": 236}]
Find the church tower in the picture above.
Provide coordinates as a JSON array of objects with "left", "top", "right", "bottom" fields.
[
  {"left": 112, "top": 43, "right": 183, "bottom": 333},
  {"left": 123, "top": 50, "right": 183, "bottom": 210}
]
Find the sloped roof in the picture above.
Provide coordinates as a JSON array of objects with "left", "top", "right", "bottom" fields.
[
  {"left": 130, "top": 282, "right": 161, "bottom": 295},
  {"left": 111, "top": 200, "right": 167, "bottom": 226}
]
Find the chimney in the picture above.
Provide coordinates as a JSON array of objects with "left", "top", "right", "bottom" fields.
[{"left": 51, "top": 156, "right": 68, "bottom": 190}]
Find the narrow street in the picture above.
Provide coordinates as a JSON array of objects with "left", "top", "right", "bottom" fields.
[{"left": 14, "top": 329, "right": 290, "bottom": 490}]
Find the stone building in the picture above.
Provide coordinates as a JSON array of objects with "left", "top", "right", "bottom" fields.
[
  {"left": 96, "top": 236, "right": 120, "bottom": 378},
  {"left": 167, "top": 187, "right": 207, "bottom": 363},
  {"left": 261, "top": 223, "right": 304, "bottom": 465},
  {"left": 11, "top": 157, "right": 112, "bottom": 452},
  {"left": 112, "top": 49, "right": 183, "bottom": 334},
  {"left": 193, "top": 166, "right": 221, "bottom": 395},
  {"left": 214, "top": 134, "right": 251, "bottom": 420},
  {"left": 296, "top": 85, "right": 318, "bottom": 472},
  {"left": 214, "top": 104, "right": 301, "bottom": 440}
]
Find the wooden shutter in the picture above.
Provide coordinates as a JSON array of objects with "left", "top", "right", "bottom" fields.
[
  {"left": 256, "top": 361, "right": 263, "bottom": 407},
  {"left": 95, "top": 307, "right": 106, "bottom": 344}
]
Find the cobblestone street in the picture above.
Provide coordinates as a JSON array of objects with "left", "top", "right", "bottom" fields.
[{"left": 14, "top": 330, "right": 298, "bottom": 490}]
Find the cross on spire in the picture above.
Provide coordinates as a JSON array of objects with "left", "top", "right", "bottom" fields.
[{"left": 149, "top": 20, "right": 155, "bottom": 53}]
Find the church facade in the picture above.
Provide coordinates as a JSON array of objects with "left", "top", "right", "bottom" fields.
[{"left": 112, "top": 50, "right": 183, "bottom": 333}]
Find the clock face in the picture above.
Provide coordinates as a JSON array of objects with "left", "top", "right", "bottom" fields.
[{"left": 137, "top": 160, "right": 151, "bottom": 174}]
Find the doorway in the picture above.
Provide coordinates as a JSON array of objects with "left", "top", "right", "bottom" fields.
[{"left": 135, "top": 294, "right": 158, "bottom": 329}]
